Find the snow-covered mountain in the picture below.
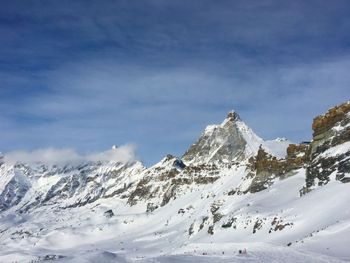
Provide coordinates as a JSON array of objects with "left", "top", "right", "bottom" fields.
[
  {"left": 182, "top": 111, "right": 290, "bottom": 165},
  {"left": 0, "top": 102, "right": 350, "bottom": 262}
]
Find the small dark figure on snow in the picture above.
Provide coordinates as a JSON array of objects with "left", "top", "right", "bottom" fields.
[{"left": 239, "top": 248, "right": 247, "bottom": 254}]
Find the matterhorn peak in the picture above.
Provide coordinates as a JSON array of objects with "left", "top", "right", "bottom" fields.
[
  {"left": 182, "top": 110, "right": 263, "bottom": 165},
  {"left": 225, "top": 110, "right": 241, "bottom": 122}
]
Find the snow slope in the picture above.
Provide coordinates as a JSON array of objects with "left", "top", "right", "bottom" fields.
[{"left": 0, "top": 167, "right": 349, "bottom": 262}]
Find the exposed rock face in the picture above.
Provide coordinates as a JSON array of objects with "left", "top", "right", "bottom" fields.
[
  {"left": 248, "top": 144, "right": 309, "bottom": 193},
  {"left": 0, "top": 167, "right": 30, "bottom": 212},
  {"left": 146, "top": 203, "right": 158, "bottom": 213},
  {"left": 246, "top": 102, "right": 350, "bottom": 195},
  {"left": 127, "top": 155, "right": 220, "bottom": 209},
  {"left": 104, "top": 209, "right": 114, "bottom": 218},
  {"left": 182, "top": 111, "right": 262, "bottom": 165},
  {"left": 312, "top": 102, "right": 350, "bottom": 139},
  {"left": 0, "top": 161, "right": 146, "bottom": 213},
  {"left": 304, "top": 102, "right": 350, "bottom": 189},
  {"left": 127, "top": 155, "right": 183, "bottom": 206}
]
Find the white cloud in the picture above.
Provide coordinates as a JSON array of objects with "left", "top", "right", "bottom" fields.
[
  {"left": 3, "top": 144, "right": 137, "bottom": 165},
  {"left": 87, "top": 145, "right": 137, "bottom": 163}
]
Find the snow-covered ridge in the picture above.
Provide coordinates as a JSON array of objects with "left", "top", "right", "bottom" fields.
[{"left": 0, "top": 105, "right": 350, "bottom": 262}]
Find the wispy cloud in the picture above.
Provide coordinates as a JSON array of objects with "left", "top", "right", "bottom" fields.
[{"left": 3, "top": 144, "right": 137, "bottom": 165}]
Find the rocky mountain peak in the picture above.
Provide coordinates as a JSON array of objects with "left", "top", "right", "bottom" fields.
[
  {"left": 182, "top": 111, "right": 262, "bottom": 165},
  {"left": 226, "top": 110, "right": 241, "bottom": 122}
]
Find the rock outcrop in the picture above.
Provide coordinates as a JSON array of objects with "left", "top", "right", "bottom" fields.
[
  {"left": 312, "top": 102, "right": 350, "bottom": 139},
  {"left": 304, "top": 101, "right": 350, "bottom": 189},
  {"left": 127, "top": 154, "right": 220, "bottom": 209},
  {"left": 248, "top": 143, "right": 309, "bottom": 193},
  {"left": 247, "top": 102, "right": 350, "bottom": 195},
  {"left": 0, "top": 166, "right": 30, "bottom": 212}
]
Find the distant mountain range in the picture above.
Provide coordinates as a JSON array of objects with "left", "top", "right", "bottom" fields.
[{"left": 0, "top": 101, "right": 349, "bottom": 262}]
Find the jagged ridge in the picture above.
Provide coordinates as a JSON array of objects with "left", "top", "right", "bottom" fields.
[{"left": 0, "top": 102, "right": 350, "bottom": 262}]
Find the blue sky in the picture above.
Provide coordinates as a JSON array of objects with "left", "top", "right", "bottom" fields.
[{"left": 1, "top": 0, "right": 350, "bottom": 165}]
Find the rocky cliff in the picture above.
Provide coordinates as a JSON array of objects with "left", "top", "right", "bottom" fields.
[
  {"left": 245, "top": 101, "right": 350, "bottom": 196},
  {"left": 305, "top": 101, "right": 350, "bottom": 189},
  {"left": 247, "top": 143, "right": 309, "bottom": 193}
]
